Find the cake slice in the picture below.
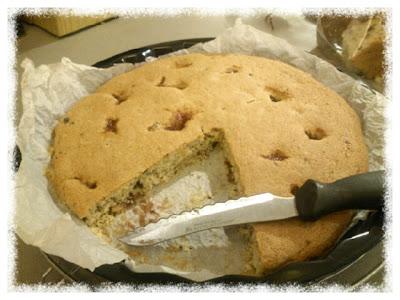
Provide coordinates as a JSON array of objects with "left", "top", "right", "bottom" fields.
[{"left": 342, "top": 14, "right": 385, "bottom": 81}]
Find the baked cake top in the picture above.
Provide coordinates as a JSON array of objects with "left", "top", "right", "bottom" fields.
[{"left": 47, "top": 53, "right": 368, "bottom": 219}]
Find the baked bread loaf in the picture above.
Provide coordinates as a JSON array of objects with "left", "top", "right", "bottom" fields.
[
  {"left": 342, "top": 14, "right": 385, "bottom": 82},
  {"left": 317, "top": 14, "right": 385, "bottom": 92},
  {"left": 46, "top": 53, "right": 368, "bottom": 275}
]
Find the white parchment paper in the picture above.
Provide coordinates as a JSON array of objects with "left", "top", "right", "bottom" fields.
[{"left": 15, "top": 20, "right": 386, "bottom": 281}]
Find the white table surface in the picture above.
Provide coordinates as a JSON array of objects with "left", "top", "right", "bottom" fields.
[{"left": 17, "top": 14, "right": 317, "bottom": 67}]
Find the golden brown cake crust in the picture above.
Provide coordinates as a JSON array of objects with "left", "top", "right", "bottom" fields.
[
  {"left": 251, "top": 211, "right": 353, "bottom": 271},
  {"left": 46, "top": 53, "right": 368, "bottom": 270}
]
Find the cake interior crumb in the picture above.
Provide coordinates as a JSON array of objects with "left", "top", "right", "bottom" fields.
[{"left": 85, "top": 129, "right": 241, "bottom": 236}]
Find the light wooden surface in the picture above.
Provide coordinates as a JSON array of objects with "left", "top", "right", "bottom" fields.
[{"left": 23, "top": 15, "right": 115, "bottom": 37}]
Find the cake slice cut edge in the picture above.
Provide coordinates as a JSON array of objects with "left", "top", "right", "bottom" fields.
[{"left": 77, "top": 128, "right": 243, "bottom": 237}]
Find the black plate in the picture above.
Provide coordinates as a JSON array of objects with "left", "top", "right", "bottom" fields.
[
  {"left": 16, "top": 38, "right": 384, "bottom": 285},
  {"left": 92, "top": 38, "right": 214, "bottom": 68}
]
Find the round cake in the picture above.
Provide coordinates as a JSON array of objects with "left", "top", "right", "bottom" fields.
[{"left": 46, "top": 53, "right": 368, "bottom": 275}]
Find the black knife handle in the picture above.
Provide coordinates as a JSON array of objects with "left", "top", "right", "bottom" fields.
[{"left": 295, "top": 170, "right": 385, "bottom": 221}]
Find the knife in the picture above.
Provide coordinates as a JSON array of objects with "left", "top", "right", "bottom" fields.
[{"left": 120, "top": 170, "right": 385, "bottom": 246}]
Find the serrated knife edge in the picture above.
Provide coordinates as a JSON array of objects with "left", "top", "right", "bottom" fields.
[{"left": 120, "top": 193, "right": 297, "bottom": 246}]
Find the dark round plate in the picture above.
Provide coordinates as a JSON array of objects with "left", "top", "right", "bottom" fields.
[{"left": 16, "top": 38, "right": 384, "bottom": 286}]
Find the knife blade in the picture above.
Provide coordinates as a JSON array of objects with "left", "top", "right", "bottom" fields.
[
  {"left": 119, "top": 193, "right": 296, "bottom": 246},
  {"left": 120, "top": 170, "right": 384, "bottom": 246}
]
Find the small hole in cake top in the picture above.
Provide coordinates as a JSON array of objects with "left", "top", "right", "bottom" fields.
[
  {"left": 261, "top": 150, "right": 288, "bottom": 161},
  {"left": 105, "top": 118, "right": 119, "bottom": 133},
  {"left": 305, "top": 128, "right": 326, "bottom": 140},
  {"left": 266, "top": 87, "right": 290, "bottom": 103},
  {"left": 87, "top": 181, "right": 97, "bottom": 189},
  {"left": 157, "top": 76, "right": 166, "bottom": 87},
  {"left": 111, "top": 89, "right": 131, "bottom": 104},
  {"left": 157, "top": 76, "right": 188, "bottom": 90},
  {"left": 164, "top": 110, "right": 193, "bottom": 131},
  {"left": 112, "top": 93, "right": 127, "bottom": 104},
  {"left": 74, "top": 177, "right": 97, "bottom": 189},
  {"left": 63, "top": 117, "right": 70, "bottom": 124},
  {"left": 270, "top": 95, "right": 281, "bottom": 102},
  {"left": 225, "top": 65, "right": 241, "bottom": 74}
]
